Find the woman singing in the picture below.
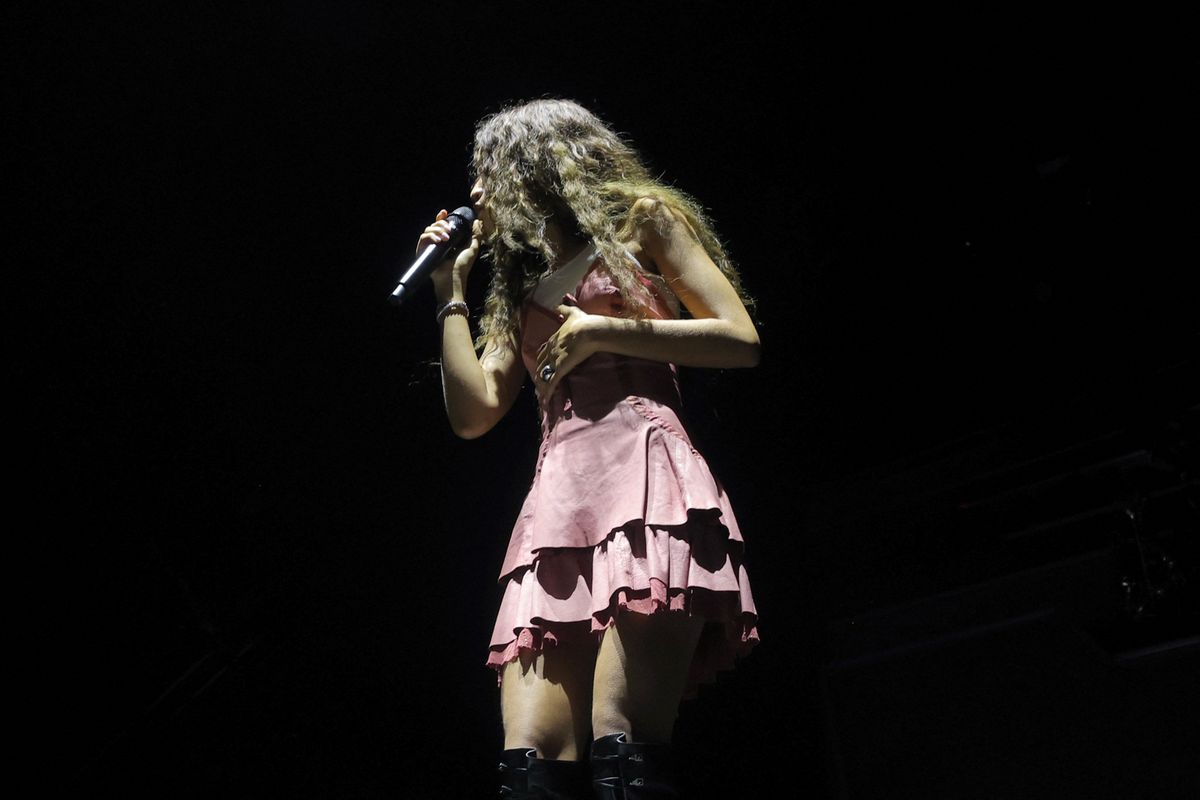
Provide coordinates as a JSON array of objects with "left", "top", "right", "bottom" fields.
[{"left": 418, "top": 98, "right": 760, "bottom": 799}]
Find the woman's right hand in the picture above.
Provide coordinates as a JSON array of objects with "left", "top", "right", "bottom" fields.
[{"left": 418, "top": 209, "right": 483, "bottom": 301}]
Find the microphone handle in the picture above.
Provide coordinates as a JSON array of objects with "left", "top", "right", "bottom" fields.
[{"left": 390, "top": 206, "right": 476, "bottom": 306}]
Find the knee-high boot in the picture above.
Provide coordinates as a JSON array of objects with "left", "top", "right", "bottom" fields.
[
  {"left": 499, "top": 748, "right": 536, "bottom": 798},
  {"left": 590, "top": 733, "right": 682, "bottom": 799},
  {"left": 500, "top": 747, "right": 591, "bottom": 800}
]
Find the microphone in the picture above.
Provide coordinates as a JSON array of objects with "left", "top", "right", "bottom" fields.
[{"left": 390, "top": 205, "right": 477, "bottom": 306}]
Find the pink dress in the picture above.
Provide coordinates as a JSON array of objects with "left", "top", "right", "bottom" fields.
[{"left": 486, "top": 247, "right": 760, "bottom": 700}]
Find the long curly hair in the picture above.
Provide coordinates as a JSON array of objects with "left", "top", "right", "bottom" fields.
[{"left": 469, "top": 98, "right": 754, "bottom": 353}]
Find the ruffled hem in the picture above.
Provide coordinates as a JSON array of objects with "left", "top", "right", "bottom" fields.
[{"left": 487, "top": 523, "right": 759, "bottom": 701}]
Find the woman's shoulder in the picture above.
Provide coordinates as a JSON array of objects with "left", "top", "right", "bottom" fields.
[
  {"left": 625, "top": 196, "right": 702, "bottom": 272},
  {"left": 629, "top": 196, "right": 698, "bottom": 232}
]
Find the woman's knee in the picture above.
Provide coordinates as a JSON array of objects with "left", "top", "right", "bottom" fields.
[
  {"left": 592, "top": 612, "right": 705, "bottom": 741},
  {"left": 500, "top": 645, "right": 595, "bottom": 758}
]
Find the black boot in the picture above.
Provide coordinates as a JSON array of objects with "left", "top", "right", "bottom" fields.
[
  {"left": 499, "top": 747, "right": 536, "bottom": 798},
  {"left": 590, "top": 733, "right": 682, "bottom": 799},
  {"left": 501, "top": 746, "right": 591, "bottom": 799},
  {"left": 590, "top": 734, "right": 624, "bottom": 799}
]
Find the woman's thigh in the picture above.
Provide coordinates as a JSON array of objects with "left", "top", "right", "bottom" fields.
[
  {"left": 500, "top": 640, "right": 597, "bottom": 760},
  {"left": 592, "top": 610, "right": 706, "bottom": 743}
]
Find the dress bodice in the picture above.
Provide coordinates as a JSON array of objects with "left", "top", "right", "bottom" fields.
[{"left": 518, "top": 245, "right": 681, "bottom": 426}]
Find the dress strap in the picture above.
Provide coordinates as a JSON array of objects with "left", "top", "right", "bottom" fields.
[{"left": 527, "top": 242, "right": 600, "bottom": 310}]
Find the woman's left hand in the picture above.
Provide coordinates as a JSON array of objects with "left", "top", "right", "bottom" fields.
[{"left": 535, "top": 304, "right": 604, "bottom": 399}]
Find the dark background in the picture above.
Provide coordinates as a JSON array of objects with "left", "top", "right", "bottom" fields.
[{"left": 23, "top": 1, "right": 1197, "bottom": 797}]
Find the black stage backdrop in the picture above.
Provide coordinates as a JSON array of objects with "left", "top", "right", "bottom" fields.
[{"left": 22, "top": 2, "right": 1197, "bottom": 798}]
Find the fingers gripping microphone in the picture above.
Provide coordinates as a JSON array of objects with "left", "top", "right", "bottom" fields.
[{"left": 390, "top": 205, "right": 477, "bottom": 306}]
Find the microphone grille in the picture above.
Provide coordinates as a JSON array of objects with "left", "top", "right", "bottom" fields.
[{"left": 448, "top": 205, "right": 477, "bottom": 224}]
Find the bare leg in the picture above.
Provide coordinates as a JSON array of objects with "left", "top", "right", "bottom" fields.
[
  {"left": 592, "top": 610, "right": 706, "bottom": 743},
  {"left": 500, "top": 641, "right": 597, "bottom": 760}
]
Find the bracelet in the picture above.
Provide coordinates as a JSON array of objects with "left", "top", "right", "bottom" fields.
[{"left": 436, "top": 300, "right": 470, "bottom": 324}]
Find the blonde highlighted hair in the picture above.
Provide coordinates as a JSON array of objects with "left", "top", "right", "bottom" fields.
[{"left": 470, "top": 98, "right": 753, "bottom": 352}]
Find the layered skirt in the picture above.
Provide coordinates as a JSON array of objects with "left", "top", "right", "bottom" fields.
[{"left": 487, "top": 387, "right": 760, "bottom": 700}]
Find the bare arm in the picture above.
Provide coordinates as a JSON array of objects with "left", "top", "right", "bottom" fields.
[
  {"left": 535, "top": 199, "right": 760, "bottom": 398},
  {"left": 423, "top": 211, "right": 525, "bottom": 439},
  {"left": 437, "top": 313, "right": 525, "bottom": 440}
]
